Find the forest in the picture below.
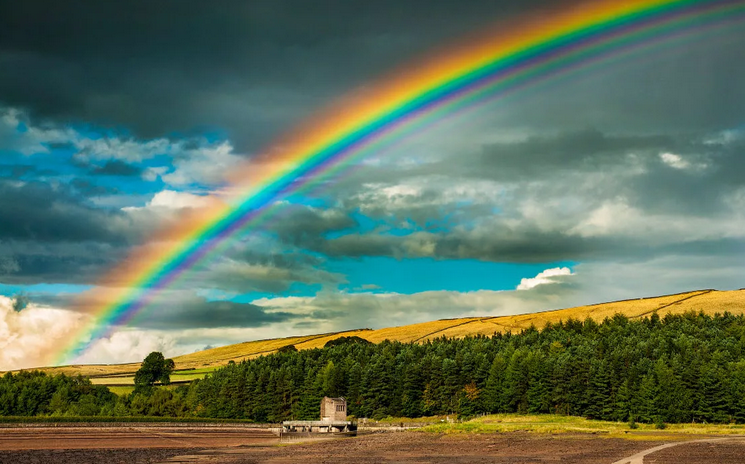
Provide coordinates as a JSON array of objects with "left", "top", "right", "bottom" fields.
[{"left": 3, "top": 311, "right": 745, "bottom": 424}]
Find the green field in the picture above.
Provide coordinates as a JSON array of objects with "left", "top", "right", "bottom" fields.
[{"left": 423, "top": 414, "right": 745, "bottom": 437}]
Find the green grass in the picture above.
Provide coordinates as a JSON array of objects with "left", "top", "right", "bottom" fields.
[
  {"left": 107, "top": 386, "right": 135, "bottom": 396},
  {"left": 169, "top": 372, "right": 211, "bottom": 381},
  {"left": 371, "top": 415, "right": 450, "bottom": 424},
  {"left": 421, "top": 414, "right": 745, "bottom": 436},
  {"left": 92, "top": 368, "right": 217, "bottom": 387},
  {"left": 175, "top": 367, "right": 219, "bottom": 375}
]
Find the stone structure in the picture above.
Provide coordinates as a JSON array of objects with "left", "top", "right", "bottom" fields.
[
  {"left": 320, "top": 396, "right": 347, "bottom": 422},
  {"left": 280, "top": 396, "right": 356, "bottom": 439}
]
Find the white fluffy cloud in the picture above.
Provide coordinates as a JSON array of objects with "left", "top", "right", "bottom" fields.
[
  {"left": 144, "top": 190, "right": 215, "bottom": 210},
  {"left": 0, "top": 108, "right": 76, "bottom": 156},
  {"left": 0, "top": 295, "right": 88, "bottom": 370},
  {"left": 659, "top": 152, "right": 689, "bottom": 169},
  {"left": 517, "top": 267, "right": 574, "bottom": 290},
  {"left": 1, "top": 106, "right": 243, "bottom": 187},
  {"left": 76, "top": 329, "right": 178, "bottom": 365},
  {"left": 252, "top": 281, "right": 576, "bottom": 335},
  {"left": 162, "top": 141, "right": 243, "bottom": 186}
]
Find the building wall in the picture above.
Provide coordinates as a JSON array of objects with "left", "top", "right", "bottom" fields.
[{"left": 320, "top": 397, "right": 347, "bottom": 421}]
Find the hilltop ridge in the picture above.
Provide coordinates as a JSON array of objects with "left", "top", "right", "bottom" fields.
[{"left": 13, "top": 288, "right": 745, "bottom": 384}]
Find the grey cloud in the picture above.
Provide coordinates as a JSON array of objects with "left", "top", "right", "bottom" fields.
[
  {"left": 133, "top": 296, "right": 296, "bottom": 331},
  {"left": 0, "top": 179, "right": 126, "bottom": 243},
  {"left": 89, "top": 160, "right": 142, "bottom": 177},
  {"left": 70, "top": 178, "right": 119, "bottom": 196},
  {"left": 0, "top": 164, "right": 36, "bottom": 178},
  {"left": 0, "top": 256, "right": 19, "bottom": 274},
  {"left": 33, "top": 290, "right": 297, "bottom": 330},
  {"left": 272, "top": 203, "right": 356, "bottom": 247},
  {"left": 0, "top": 240, "right": 126, "bottom": 285},
  {"left": 262, "top": 128, "right": 745, "bottom": 264},
  {"left": 315, "top": 229, "right": 631, "bottom": 263},
  {"left": 194, "top": 254, "right": 344, "bottom": 294},
  {"left": 0, "top": 0, "right": 567, "bottom": 149},
  {"left": 475, "top": 129, "right": 671, "bottom": 178},
  {"left": 260, "top": 281, "right": 581, "bottom": 334}
]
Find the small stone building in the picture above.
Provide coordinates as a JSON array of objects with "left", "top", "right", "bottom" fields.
[
  {"left": 320, "top": 396, "right": 347, "bottom": 422},
  {"left": 280, "top": 396, "right": 355, "bottom": 439}
]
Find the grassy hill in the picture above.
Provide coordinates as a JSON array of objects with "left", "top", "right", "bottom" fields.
[{"left": 18, "top": 288, "right": 745, "bottom": 388}]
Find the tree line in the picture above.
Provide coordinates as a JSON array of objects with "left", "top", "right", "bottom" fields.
[{"left": 3, "top": 311, "right": 745, "bottom": 424}]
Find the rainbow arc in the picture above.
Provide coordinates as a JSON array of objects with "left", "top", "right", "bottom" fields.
[{"left": 55, "top": 0, "right": 745, "bottom": 365}]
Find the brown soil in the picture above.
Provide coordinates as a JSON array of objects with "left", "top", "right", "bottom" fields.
[
  {"left": 2, "top": 427, "right": 744, "bottom": 464},
  {"left": 0, "top": 448, "right": 203, "bottom": 464},
  {"left": 645, "top": 440, "right": 745, "bottom": 463},
  {"left": 165, "top": 432, "right": 658, "bottom": 463},
  {"left": 0, "top": 426, "right": 276, "bottom": 464}
]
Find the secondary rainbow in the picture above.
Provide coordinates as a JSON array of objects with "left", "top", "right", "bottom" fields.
[{"left": 55, "top": 0, "right": 744, "bottom": 365}]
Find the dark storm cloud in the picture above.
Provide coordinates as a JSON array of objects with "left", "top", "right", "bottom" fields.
[
  {"left": 0, "top": 179, "right": 152, "bottom": 284},
  {"left": 33, "top": 290, "right": 296, "bottom": 330},
  {"left": 0, "top": 0, "right": 557, "bottom": 150},
  {"left": 272, "top": 127, "right": 745, "bottom": 264},
  {"left": 0, "top": 164, "right": 36, "bottom": 177},
  {"left": 0, "top": 179, "right": 126, "bottom": 243},
  {"left": 312, "top": 222, "right": 745, "bottom": 264},
  {"left": 132, "top": 297, "right": 296, "bottom": 330},
  {"left": 89, "top": 160, "right": 142, "bottom": 177},
  {"left": 272, "top": 203, "right": 355, "bottom": 248},
  {"left": 193, "top": 247, "right": 344, "bottom": 294},
  {"left": 70, "top": 178, "right": 119, "bottom": 196},
  {"left": 475, "top": 129, "right": 671, "bottom": 178},
  {"left": 0, "top": 241, "right": 125, "bottom": 285},
  {"left": 0, "top": 1, "right": 741, "bottom": 295}
]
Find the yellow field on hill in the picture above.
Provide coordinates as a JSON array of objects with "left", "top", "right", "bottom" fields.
[{"left": 16, "top": 288, "right": 745, "bottom": 385}]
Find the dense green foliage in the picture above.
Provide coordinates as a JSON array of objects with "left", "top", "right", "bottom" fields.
[
  {"left": 4, "top": 312, "right": 745, "bottom": 424},
  {"left": 324, "top": 336, "right": 372, "bottom": 348},
  {"left": 0, "top": 371, "right": 117, "bottom": 416},
  {"left": 134, "top": 352, "right": 175, "bottom": 387},
  {"left": 187, "top": 312, "right": 745, "bottom": 423}
]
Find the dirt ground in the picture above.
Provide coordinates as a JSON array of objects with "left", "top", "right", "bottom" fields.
[
  {"left": 0, "top": 426, "right": 275, "bottom": 464},
  {"left": 0, "top": 447, "right": 205, "bottom": 464},
  {"left": 639, "top": 440, "right": 745, "bottom": 463},
  {"left": 161, "top": 432, "right": 745, "bottom": 464},
  {"left": 2, "top": 427, "right": 745, "bottom": 464},
  {"left": 174, "top": 432, "right": 653, "bottom": 464}
]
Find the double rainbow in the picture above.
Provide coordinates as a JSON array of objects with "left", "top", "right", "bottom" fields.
[{"left": 55, "top": 0, "right": 744, "bottom": 365}]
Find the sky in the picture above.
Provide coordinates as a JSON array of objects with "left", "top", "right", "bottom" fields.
[{"left": 0, "top": 0, "right": 744, "bottom": 369}]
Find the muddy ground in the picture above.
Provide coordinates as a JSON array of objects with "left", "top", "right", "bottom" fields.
[
  {"left": 648, "top": 440, "right": 745, "bottom": 463},
  {"left": 165, "top": 432, "right": 655, "bottom": 464},
  {"left": 0, "top": 426, "right": 274, "bottom": 464},
  {"left": 2, "top": 427, "right": 745, "bottom": 463}
]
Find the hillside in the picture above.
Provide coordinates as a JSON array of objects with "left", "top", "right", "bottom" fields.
[{"left": 19, "top": 288, "right": 745, "bottom": 385}]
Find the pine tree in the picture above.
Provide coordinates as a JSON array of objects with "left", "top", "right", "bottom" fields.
[{"left": 483, "top": 354, "right": 507, "bottom": 413}]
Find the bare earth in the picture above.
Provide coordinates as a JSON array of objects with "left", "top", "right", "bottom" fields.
[
  {"left": 0, "top": 426, "right": 275, "bottom": 464},
  {"left": 2, "top": 428, "right": 745, "bottom": 463}
]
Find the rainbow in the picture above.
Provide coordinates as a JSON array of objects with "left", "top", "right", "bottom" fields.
[{"left": 55, "top": 0, "right": 744, "bottom": 365}]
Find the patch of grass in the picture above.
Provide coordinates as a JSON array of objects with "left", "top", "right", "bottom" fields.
[
  {"left": 420, "top": 414, "right": 745, "bottom": 436},
  {"left": 174, "top": 367, "right": 218, "bottom": 375},
  {"left": 92, "top": 370, "right": 213, "bottom": 387},
  {"left": 372, "top": 415, "right": 450, "bottom": 424},
  {"left": 107, "top": 386, "right": 135, "bottom": 396}
]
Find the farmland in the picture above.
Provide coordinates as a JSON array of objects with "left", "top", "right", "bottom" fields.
[{"left": 12, "top": 288, "right": 745, "bottom": 388}]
